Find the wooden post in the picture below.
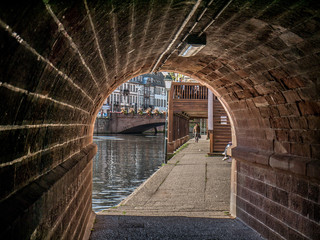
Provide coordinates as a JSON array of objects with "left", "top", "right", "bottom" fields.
[
  {"left": 167, "top": 86, "right": 174, "bottom": 153},
  {"left": 207, "top": 89, "right": 214, "bottom": 155}
]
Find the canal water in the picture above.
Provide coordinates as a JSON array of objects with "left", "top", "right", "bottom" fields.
[{"left": 92, "top": 134, "right": 165, "bottom": 212}]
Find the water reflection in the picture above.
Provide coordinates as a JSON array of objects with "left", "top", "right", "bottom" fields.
[{"left": 92, "top": 134, "right": 165, "bottom": 212}]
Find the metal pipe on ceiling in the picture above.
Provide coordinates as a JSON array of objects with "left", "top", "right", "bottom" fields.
[
  {"left": 156, "top": 0, "right": 233, "bottom": 72},
  {"left": 150, "top": 0, "right": 202, "bottom": 73},
  {"left": 198, "top": 0, "right": 233, "bottom": 37}
]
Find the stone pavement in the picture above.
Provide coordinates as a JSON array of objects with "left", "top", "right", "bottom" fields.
[{"left": 90, "top": 137, "right": 264, "bottom": 239}]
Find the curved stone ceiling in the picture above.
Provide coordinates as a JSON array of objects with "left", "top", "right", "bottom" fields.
[{"left": 0, "top": 0, "right": 319, "bottom": 238}]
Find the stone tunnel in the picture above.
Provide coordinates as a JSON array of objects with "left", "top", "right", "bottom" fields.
[{"left": 0, "top": 0, "right": 319, "bottom": 239}]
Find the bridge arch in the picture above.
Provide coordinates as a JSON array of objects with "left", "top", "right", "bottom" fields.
[
  {"left": 0, "top": 0, "right": 319, "bottom": 239},
  {"left": 94, "top": 113, "right": 165, "bottom": 134}
]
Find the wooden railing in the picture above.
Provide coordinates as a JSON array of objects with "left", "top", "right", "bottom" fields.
[
  {"left": 167, "top": 82, "right": 208, "bottom": 153},
  {"left": 172, "top": 83, "right": 208, "bottom": 100}
]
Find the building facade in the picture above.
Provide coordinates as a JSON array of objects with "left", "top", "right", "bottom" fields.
[{"left": 98, "top": 73, "right": 167, "bottom": 116}]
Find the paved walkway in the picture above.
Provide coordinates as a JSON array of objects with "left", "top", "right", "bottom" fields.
[{"left": 90, "top": 137, "right": 264, "bottom": 239}]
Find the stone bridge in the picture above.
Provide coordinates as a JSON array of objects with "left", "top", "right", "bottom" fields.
[
  {"left": 0, "top": 1, "right": 319, "bottom": 240},
  {"left": 94, "top": 113, "right": 165, "bottom": 134}
]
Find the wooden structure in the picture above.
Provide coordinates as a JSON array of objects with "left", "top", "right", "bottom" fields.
[
  {"left": 167, "top": 82, "right": 231, "bottom": 154},
  {"left": 209, "top": 95, "right": 232, "bottom": 153}
]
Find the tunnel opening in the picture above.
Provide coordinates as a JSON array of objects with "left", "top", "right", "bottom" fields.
[
  {"left": 0, "top": 0, "right": 319, "bottom": 239},
  {"left": 91, "top": 71, "right": 234, "bottom": 217}
]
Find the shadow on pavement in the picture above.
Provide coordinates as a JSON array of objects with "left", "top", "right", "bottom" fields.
[{"left": 90, "top": 215, "right": 264, "bottom": 240}]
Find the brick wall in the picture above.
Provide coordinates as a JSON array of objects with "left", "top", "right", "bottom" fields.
[
  {"left": 163, "top": 0, "right": 320, "bottom": 238},
  {"left": 0, "top": 0, "right": 319, "bottom": 239},
  {"left": 236, "top": 160, "right": 320, "bottom": 239},
  {"left": 0, "top": 144, "right": 96, "bottom": 239},
  {"left": 0, "top": 1, "right": 196, "bottom": 238}
]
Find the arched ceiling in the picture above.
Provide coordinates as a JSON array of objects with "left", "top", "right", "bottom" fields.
[{"left": 0, "top": 0, "right": 319, "bottom": 180}]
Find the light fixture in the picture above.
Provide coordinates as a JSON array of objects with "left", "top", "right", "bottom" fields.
[
  {"left": 164, "top": 78, "right": 172, "bottom": 90},
  {"left": 179, "top": 34, "right": 206, "bottom": 57}
]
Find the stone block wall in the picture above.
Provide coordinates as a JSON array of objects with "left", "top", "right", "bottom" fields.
[
  {"left": 0, "top": 144, "right": 96, "bottom": 239},
  {"left": 233, "top": 152, "right": 320, "bottom": 239},
  {"left": 0, "top": 1, "right": 196, "bottom": 238},
  {"left": 0, "top": 0, "right": 319, "bottom": 239}
]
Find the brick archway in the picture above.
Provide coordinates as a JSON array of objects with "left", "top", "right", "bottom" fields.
[{"left": 0, "top": 1, "right": 319, "bottom": 239}]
